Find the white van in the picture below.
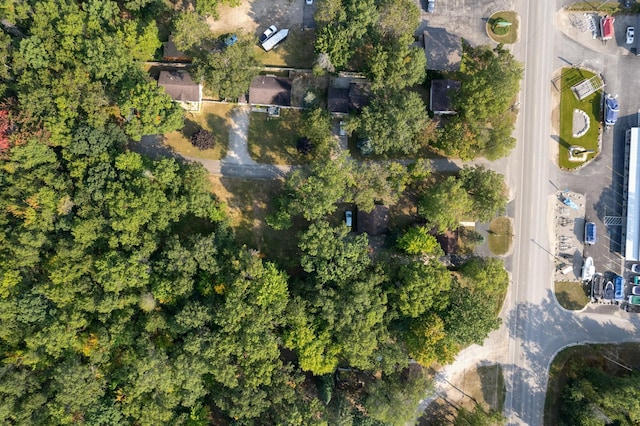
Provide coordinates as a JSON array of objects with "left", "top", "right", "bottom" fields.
[{"left": 261, "top": 29, "right": 289, "bottom": 51}]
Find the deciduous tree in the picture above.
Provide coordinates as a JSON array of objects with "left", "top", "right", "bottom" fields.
[
  {"left": 191, "top": 37, "right": 259, "bottom": 100},
  {"left": 348, "top": 90, "right": 428, "bottom": 155}
]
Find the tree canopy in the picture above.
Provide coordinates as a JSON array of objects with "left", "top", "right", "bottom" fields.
[
  {"left": 0, "top": 1, "right": 513, "bottom": 424},
  {"left": 315, "top": 0, "right": 425, "bottom": 90},
  {"left": 348, "top": 90, "right": 429, "bottom": 155},
  {"left": 191, "top": 36, "right": 260, "bottom": 101},
  {"left": 419, "top": 166, "right": 508, "bottom": 232},
  {"left": 434, "top": 43, "right": 523, "bottom": 160}
]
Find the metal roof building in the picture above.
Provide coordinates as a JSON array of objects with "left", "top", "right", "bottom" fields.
[{"left": 624, "top": 127, "right": 640, "bottom": 260}]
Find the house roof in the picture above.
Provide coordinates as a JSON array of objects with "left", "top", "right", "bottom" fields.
[
  {"left": 348, "top": 83, "right": 371, "bottom": 112},
  {"left": 435, "top": 229, "right": 459, "bottom": 255},
  {"left": 423, "top": 28, "right": 462, "bottom": 71},
  {"left": 158, "top": 70, "right": 201, "bottom": 103},
  {"left": 249, "top": 76, "right": 292, "bottom": 106},
  {"left": 357, "top": 205, "right": 390, "bottom": 236},
  {"left": 163, "top": 35, "right": 191, "bottom": 62},
  {"left": 328, "top": 87, "right": 350, "bottom": 114},
  {"left": 430, "top": 79, "right": 461, "bottom": 114}
]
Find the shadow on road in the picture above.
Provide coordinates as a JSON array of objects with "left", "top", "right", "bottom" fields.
[{"left": 500, "top": 289, "right": 640, "bottom": 422}]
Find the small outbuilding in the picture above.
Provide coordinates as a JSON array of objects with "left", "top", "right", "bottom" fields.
[
  {"left": 430, "top": 79, "right": 461, "bottom": 115},
  {"left": 249, "top": 76, "right": 292, "bottom": 107},
  {"left": 162, "top": 35, "right": 191, "bottom": 63},
  {"left": 157, "top": 70, "right": 202, "bottom": 113}
]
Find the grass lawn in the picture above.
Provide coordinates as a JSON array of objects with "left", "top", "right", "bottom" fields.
[
  {"left": 487, "top": 11, "right": 519, "bottom": 44},
  {"left": 254, "top": 28, "right": 316, "bottom": 69},
  {"left": 208, "top": 176, "right": 304, "bottom": 271},
  {"left": 487, "top": 217, "right": 513, "bottom": 255},
  {"left": 566, "top": 1, "right": 621, "bottom": 13},
  {"left": 248, "top": 109, "right": 308, "bottom": 165},
  {"left": 164, "top": 103, "right": 233, "bottom": 160},
  {"left": 554, "top": 281, "right": 590, "bottom": 310},
  {"left": 558, "top": 67, "right": 602, "bottom": 170}
]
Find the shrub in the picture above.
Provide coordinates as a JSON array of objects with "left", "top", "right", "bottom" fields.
[{"left": 190, "top": 128, "right": 215, "bottom": 150}]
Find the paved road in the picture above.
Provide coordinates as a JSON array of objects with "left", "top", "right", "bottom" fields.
[{"left": 426, "top": 2, "right": 640, "bottom": 425}]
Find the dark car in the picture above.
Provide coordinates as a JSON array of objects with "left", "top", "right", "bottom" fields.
[{"left": 604, "top": 95, "right": 619, "bottom": 126}]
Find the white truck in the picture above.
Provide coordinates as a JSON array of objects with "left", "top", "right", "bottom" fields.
[{"left": 261, "top": 29, "right": 289, "bottom": 52}]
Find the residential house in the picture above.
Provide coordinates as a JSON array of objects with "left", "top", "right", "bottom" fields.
[
  {"left": 430, "top": 79, "right": 461, "bottom": 115},
  {"left": 327, "top": 82, "right": 372, "bottom": 116},
  {"left": 248, "top": 76, "right": 292, "bottom": 106},
  {"left": 157, "top": 70, "right": 203, "bottom": 113}
]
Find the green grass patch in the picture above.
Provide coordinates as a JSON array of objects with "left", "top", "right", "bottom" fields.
[
  {"left": 487, "top": 217, "right": 513, "bottom": 255},
  {"left": 254, "top": 28, "right": 316, "bottom": 69},
  {"left": 566, "top": 1, "right": 620, "bottom": 13},
  {"left": 558, "top": 67, "right": 602, "bottom": 170},
  {"left": 554, "top": 281, "right": 590, "bottom": 310},
  {"left": 247, "top": 109, "right": 308, "bottom": 165},
  {"left": 209, "top": 176, "right": 304, "bottom": 271},
  {"left": 164, "top": 103, "right": 233, "bottom": 160},
  {"left": 487, "top": 11, "right": 519, "bottom": 44}
]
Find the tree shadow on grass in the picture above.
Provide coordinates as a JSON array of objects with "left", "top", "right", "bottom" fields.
[{"left": 477, "top": 363, "right": 505, "bottom": 412}]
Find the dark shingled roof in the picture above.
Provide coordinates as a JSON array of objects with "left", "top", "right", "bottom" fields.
[
  {"left": 163, "top": 35, "right": 191, "bottom": 62},
  {"left": 357, "top": 205, "right": 390, "bottom": 236},
  {"left": 249, "top": 76, "right": 292, "bottom": 106},
  {"left": 328, "top": 87, "right": 350, "bottom": 114},
  {"left": 430, "top": 79, "right": 460, "bottom": 114},
  {"left": 158, "top": 70, "right": 201, "bottom": 103},
  {"left": 348, "top": 83, "right": 371, "bottom": 112},
  {"left": 423, "top": 28, "right": 462, "bottom": 71}
]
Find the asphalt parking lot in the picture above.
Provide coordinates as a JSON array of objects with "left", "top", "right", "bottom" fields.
[
  {"left": 414, "top": 0, "right": 515, "bottom": 46},
  {"left": 551, "top": 10, "right": 640, "bottom": 311}
]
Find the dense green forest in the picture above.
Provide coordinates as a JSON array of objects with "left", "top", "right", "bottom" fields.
[
  {"left": 557, "top": 359, "right": 640, "bottom": 425},
  {"left": 0, "top": 0, "right": 512, "bottom": 424}
]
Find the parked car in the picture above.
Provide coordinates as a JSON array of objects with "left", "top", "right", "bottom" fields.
[
  {"left": 584, "top": 221, "right": 597, "bottom": 245},
  {"left": 632, "top": 286, "right": 640, "bottom": 295},
  {"left": 224, "top": 34, "right": 238, "bottom": 47},
  {"left": 427, "top": 0, "right": 435, "bottom": 13},
  {"left": 604, "top": 95, "right": 619, "bottom": 126},
  {"left": 339, "top": 121, "right": 346, "bottom": 136},
  {"left": 306, "top": 0, "right": 313, "bottom": 4},
  {"left": 633, "top": 264, "right": 640, "bottom": 273},
  {"left": 345, "top": 210, "right": 353, "bottom": 228},
  {"left": 627, "top": 26, "right": 635, "bottom": 44},
  {"left": 259, "top": 25, "right": 277, "bottom": 43}
]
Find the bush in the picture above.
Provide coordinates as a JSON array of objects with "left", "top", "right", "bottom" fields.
[
  {"left": 190, "top": 128, "right": 215, "bottom": 150},
  {"left": 297, "top": 137, "right": 314, "bottom": 155}
]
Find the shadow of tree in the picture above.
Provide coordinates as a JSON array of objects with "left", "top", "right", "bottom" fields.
[{"left": 500, "top": 290, "right": 640, "bottom": 422}]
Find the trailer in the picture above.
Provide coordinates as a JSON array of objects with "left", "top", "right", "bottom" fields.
[
  {"left": 601, "top": 15, "right": 615, "bottom": 42},
  {"left": 261, "top": 29, "right": 289, "bottom": 51}
]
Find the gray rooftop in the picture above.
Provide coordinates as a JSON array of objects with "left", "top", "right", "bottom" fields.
[
  {"left": 423, "top": 28, "right": 462, "bottom": 71},
  {"left": 249, "top": 76, "right": 292, "bottom": 106},
  {"left": 158, "top": 71, "right": 201, "bottom": 103}
]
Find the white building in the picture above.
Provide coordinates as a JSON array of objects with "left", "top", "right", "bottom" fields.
[{"left": 624, "top": 127, "right": 640, "bottom": 260}]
